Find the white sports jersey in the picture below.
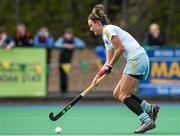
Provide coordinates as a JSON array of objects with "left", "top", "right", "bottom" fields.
[{"left": 102, "top": 24, "right": 146, "bottom": 59}]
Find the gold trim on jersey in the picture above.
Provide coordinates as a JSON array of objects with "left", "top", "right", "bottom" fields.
[
  {"left": 131, "top": 58, "right": 137, "bottom": 75},
  {"left": 103, "top": 28, "right": 112, "bottom": 40}
]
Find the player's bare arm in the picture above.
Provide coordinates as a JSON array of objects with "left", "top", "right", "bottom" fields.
[{"left": 109, "top": 36, "right": 124, "bottom": 65}]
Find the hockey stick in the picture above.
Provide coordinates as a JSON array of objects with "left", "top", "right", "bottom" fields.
[{"left": 49, "top": 75, "right": 106, "bottom": 121}]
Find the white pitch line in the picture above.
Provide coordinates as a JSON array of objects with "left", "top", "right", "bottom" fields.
[
  {"left": 0, "top": 117, "right": 179, "bottom": 121},
  {"left": 1, "top": 135, "right": 180, "bottom": 136}
]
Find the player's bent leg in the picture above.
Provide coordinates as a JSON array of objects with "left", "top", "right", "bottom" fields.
[
  {"left": 131, "top": 90, "right": 160, "bottom": 123},
  {"left": 118, "top": 74, "right": 138, "bottom": 101},
  {"left": 118, "top": 74, "right": 156, "bottom": 133},
  {"left": 113, "top": 80, "right": 121, "bottom": 100},
  {"left": 117, "top": 75, "right": 145, "bottom": 116},
  {"left": 121, "top": 95, "right": 156, "bottom": 133}
]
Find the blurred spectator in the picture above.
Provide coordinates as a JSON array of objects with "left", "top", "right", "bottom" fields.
[
  {"left": 55, "top": 28, "right": 86, "bottom": 94},
  {"left": 95, "top": 45, "right": 106, "bottom": 65},
  {"left": 15, "top": 22, "right": 33, "bottom": 47},
  {"left": 34, "top": 26, "right": 54, "bottom": 48},
  {"left": 0, "top": 28, "right": 15, "bottom": 50},
  {"left": 34, "top": 26, "right": 55, "bottom": 86},
  {"left": 144, "top": 23, "right": 166, "bottom": 47}
]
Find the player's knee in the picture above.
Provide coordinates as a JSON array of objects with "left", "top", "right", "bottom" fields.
[
  {"left": 118, "top": 91, "right": 129, "bottom": 102},
  {"left": 113, "top": 90, "right": 119, "bottom": 99}
]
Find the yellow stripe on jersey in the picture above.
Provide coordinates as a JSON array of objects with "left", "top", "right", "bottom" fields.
[
  {"left": 131, "top": 58, "right": 137, "bottom": 75},
  {"left": 103, "top": 28, "right": 112, "bottom": 40}
]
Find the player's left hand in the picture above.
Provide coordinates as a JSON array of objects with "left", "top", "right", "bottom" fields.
[{"left": 104, "top": 64, "right": 112, "bottom": 74}]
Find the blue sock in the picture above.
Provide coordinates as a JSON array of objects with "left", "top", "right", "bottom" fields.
[
  {"left": 138, "top": 112, "right": 152, "bottom": 125},
  {"left": 140, "top": 100, "right": 152, "bottom": 113}
]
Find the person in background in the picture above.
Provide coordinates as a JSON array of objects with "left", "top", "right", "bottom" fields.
[
  {"left": 95, "top": 45, "right": 106, "bottom": 65},
  {"left": 144, "top": 23, "right": 165, "bottom": 47},
  {"left": 95, "top": 45, "right": 106, "bottom": 70},
  {"left": 15, "top": 22, "right": 33, "bottom": 47},
  {"left": 55, "top": 28, "right": 86, "bottom": 94},
  {"left": 34, "top": 26, "right": 54, "bottom": 48},
  {"left": 34, "top": 26, "right": 55, "bottom": 84},
  {"left": 0, "top": 28, "right": 15, "bottom": 50}
]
